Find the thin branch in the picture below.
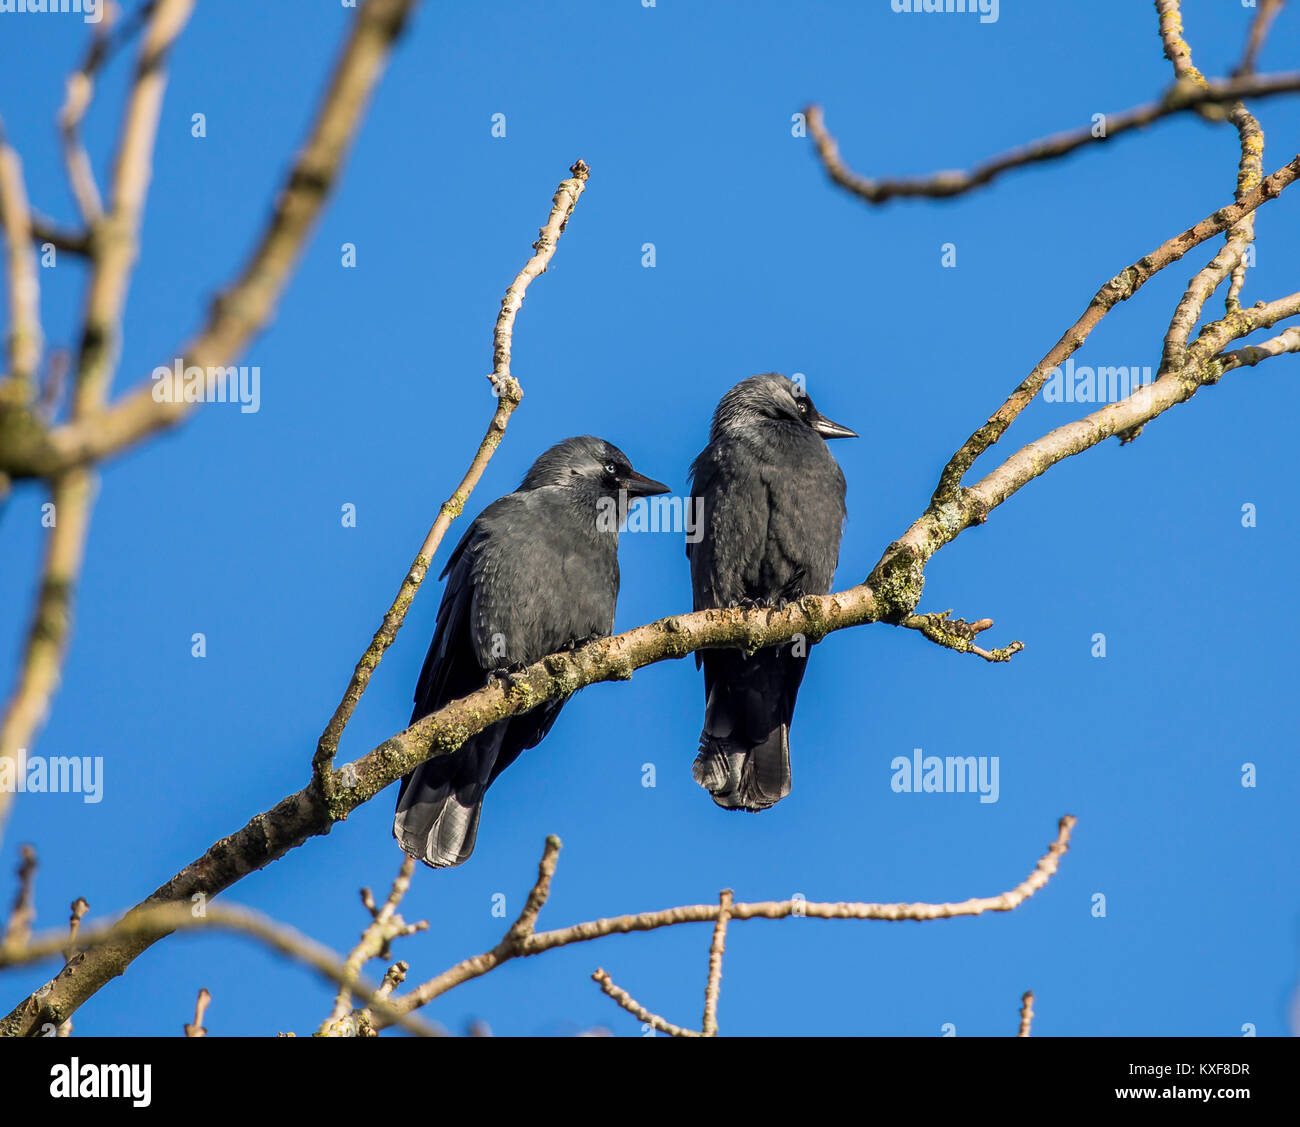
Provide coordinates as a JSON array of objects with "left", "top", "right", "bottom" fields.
[
  {"left": 64, "top": 897, "right": 88, "bottom": 966},
  {"left": 1234, "top": 0, "right": 1285, "bottom": 78},
  {"left": 32, "top": 0, "right": 418, "bottom": 475},
  {"left": 317, "top": 857, "right": 427, "bottom": 1035},
  {"left": 311, "top": 158, "right": 590, "bottom": 793},
  {"left": 1017, "top": 990, "right": 1034, "bottom": 1037},
  {"left": 803, "top": 73, "right": 1300, "bottom": 207},
  {"left": 2, "top": 845, "right": 37, "bottom": 949},
  {"left": 0, "top": 470, "right": 95, "bottom": 840},
  {"left": 1153, "top": 1, "right": 1264, "bottom": 361},
  {"left": 701, "top": 888, "right": 732, "bottom": 1037},
  {"left": 376, "top": 819, "right": 1074, "bottom": 1030},
  {"left": 930, "top": 151, "right": 1300, "bottom": 503},
  {"left": 1217, "top": 324, "right": 1300, "bottom": 372},
  {"left": 592, "top": 968, "right": 702, "bottom": 1037},
  {"left": 184, "top": 988, "right": 210, "bottom": 1037},
  {"left": 1155, "top": 0, "right": 1206, "bottom": 86},
  {"left": 71, "top": 0, "right": 195, "bottom": 417}
]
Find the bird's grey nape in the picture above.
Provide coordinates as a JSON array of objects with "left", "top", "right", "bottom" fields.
[{"left": 708, "top": 373, "right": 857, "bottom": 442}]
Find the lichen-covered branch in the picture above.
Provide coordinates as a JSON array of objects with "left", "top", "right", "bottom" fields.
[{"left": 902, "top": 611, "right": 1024, "bottom": 663}]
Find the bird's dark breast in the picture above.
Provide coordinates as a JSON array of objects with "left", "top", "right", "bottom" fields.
[{"left": 694, "top": 428, "right": 845, "bottom": 607}]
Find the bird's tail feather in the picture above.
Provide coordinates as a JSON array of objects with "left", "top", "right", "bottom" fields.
[
  {"left": 692, "top": 649, "right": 799, "bottom": 811},
  {"left": 692, "top": 727, "right": 791, "bottom": 811},
  {"left": 393, "top": 730, "right": 502, "bottom": 868}
]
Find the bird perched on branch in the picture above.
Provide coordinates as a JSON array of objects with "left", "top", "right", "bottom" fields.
[
  {"left": 394, "top": 436, "right": 669, "bottom": 868},
  {"left": 687, "top": 374, "right": 855, "bottom": 811}
]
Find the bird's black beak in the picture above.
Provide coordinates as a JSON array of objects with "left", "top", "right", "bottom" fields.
[
  {"left": 621, "top": 470, "right": 672, "bottom": 498},
  {"left": 811, "top": 413, "right": 858, "bottom": 440}
]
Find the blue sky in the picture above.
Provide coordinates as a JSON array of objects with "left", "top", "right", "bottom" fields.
[{"left": 2, "top": 0, "right": 1298, "bottom": 1036}]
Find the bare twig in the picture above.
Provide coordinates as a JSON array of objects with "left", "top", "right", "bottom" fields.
[
  {"left": 64, "top": 897, "right": 88, "bottom": 965},
  {"left": 2, "top": 845, "right": 37, "bottom": 949},
  {"left": 930, "top": 152, "right": 1300, "bottom": 503},
  {"left": 1234, "top": 0, "right": 1285, "bottom": 77},
  {"left": 375, "top": 819, "right": 1075, "bottom": 1030},
  {"left": 184, "top": 988, "right": 211, "bottom": 1037},
  {"left": 702, "top": 889, "right": 733, "bottom": 1037},
  {"left": 318, "top": 857, "right": 427, "bottom": 1036},
  {"left": 1017, "top": 990, "right": 1035, "bottom": 1037},
  {"left": 592, "top": 968, "right": 701, "bottom": 1038},
  {"left": 803, "top": 73, "right": 1300, "bottom": 207}
]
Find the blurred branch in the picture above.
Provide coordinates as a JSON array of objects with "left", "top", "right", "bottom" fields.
[
  {"left": 1, "top": 845, "right": 37, "bottom": 950},
  {"left": 183, "top": 988, "right": 210, "bottom": 1037},
  {"left": 1017, "top": 990, "right": 1035, "bottom": 1037},
  {"left": 1234, "top": 0, "right": 1285, "bottom": 78},
  {"left": 0, "top": 894, "right": 440, "bottom": 1037},
  {"left": 0, "top": 0, "right": 419, "bottom": 481},
  {"left": 0, "top": 470, "right": 95, "bottom": 840},
  {"left": 0, "top": 118, "right": 42, "bottom": 398}
]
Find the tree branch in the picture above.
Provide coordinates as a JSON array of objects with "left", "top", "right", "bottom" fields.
[
  {"left": 380, "top": 818, "right": 1073, "bottom": 1031},
  {"left": 1017, "top": 989, "right": 1035, "bottom": 1037},
  {"left": 311, "top": 158, "right": 590, "bottom": 793},
  {"left": 804, "top": 73, "right": 1300, "bottom": 207}
]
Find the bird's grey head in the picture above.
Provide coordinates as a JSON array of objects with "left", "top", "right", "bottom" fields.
[
  {"left": 709, "top": 373, "right": 857, "bottom": 443},
  {"left": 519, "top": 435, "right": 670, "bottom": 501}
]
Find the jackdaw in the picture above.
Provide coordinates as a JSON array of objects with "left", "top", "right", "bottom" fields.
[
  {"left": 687, "top": 374, "right": 855, "bottom": 810},
  {"left": 394, "top": 435, "right": 669, "bottom": 868}
]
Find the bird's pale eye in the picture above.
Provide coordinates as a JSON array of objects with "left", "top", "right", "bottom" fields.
[
  {"left": 604, "top": 462, "right": 617, "bottom": 475},
  {"left": 796, "top": 399, "right": 809, "bottom": 415}
]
